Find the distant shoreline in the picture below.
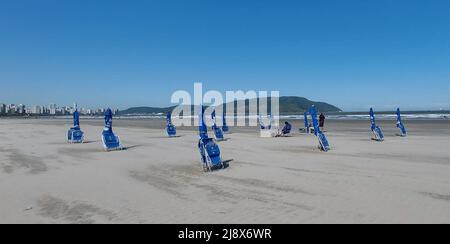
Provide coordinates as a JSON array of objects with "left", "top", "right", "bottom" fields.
[{"left": 1, "top": 112, "right": 449, "bottom": 121}]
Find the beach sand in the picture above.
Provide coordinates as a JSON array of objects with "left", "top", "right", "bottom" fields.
[{"left": 1, "top": 118, "right": 450, "bottom": 224}]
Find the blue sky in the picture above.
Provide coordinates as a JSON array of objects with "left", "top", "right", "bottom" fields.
[{"left": 0, "top": 0, "right": 449, "bottom": 111}]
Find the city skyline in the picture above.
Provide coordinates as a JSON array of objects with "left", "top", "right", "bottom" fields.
[
  {"left": 1, "top": 100, "right": 449, "bottom": 117},
  {"left": 0, "top": 102, "right": 119, "bottom": 116}
]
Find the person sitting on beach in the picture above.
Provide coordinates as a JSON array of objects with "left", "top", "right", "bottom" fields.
[{"left": 280, "top": 121, "right": 292, "bottom": 136}]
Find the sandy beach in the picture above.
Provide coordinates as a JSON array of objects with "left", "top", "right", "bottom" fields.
[{"left": 1, "top": 118, "right": 450, "bottom": 224}]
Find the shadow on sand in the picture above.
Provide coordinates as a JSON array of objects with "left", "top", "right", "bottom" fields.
[
  {"left": 81, "top": 140, "right": 97, "bottom": 144},
  {"left": 122, "top": 145, "right": 141, "bottom": 150},
  {"left": 150, "top": 135, "right": 184, "bottom": 139},
  {"left": 222, "top": 159, "right": 234, "bottom": 169},
  {"left": 216, "top": 138, "right": 231, "bottom": 142}
]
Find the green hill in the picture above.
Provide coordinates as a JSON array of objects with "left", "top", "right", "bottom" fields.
[
  {"left": 278, "top": 96, "right": 341, "bottom": 114},
  {"left": 119, "top": 106, "right": 175, "bottom": 115},
  {"left": 119, "top": 96, "right": 341, "bottom": 115}
]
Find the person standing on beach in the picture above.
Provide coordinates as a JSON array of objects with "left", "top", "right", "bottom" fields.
[{"left": 319, "top": 113, "right": 326, "bottom": 128}]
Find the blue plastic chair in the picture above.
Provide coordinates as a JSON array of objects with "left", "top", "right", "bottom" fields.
[
  {"left": 259, "top": 115, "right": 272, "bottom": 130},
  {"left": 198, "top": 138, "right": 223, "bottom": 171}
]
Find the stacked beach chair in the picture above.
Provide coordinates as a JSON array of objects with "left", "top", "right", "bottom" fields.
[
  {"left": 101, "top": 108, "right": 123, "bottom": 151},
  {"left": 67, "top": 109, "right": 84, "bottom": 143},
  {"left": 198, "top": 106, "right": 224, "bottom": 172}
]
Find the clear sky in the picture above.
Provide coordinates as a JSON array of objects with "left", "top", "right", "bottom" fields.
[{"left": 1, "top": 0, "right": 449, "bottom": 111}]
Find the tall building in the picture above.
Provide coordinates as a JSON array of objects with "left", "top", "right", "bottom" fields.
[
  {"left": 29, "top": 106, "right": 42, "bottom": 115},
  {"left": 7, "top": 104, "right": 16, "bottom": 114},
  {"left": 17, "top": 104, "right": 25, "bottom": 114},
  {"left": 96, "top": 108, "right": 105, "bottom": 115},
  {"left": 42, "top": 106, "right": 49, "bottom": 115},
  {"left": 0, "top": 103, "right": 6, "bottom": 114},
  {"left": 49, "top": 104, "right": 57, "bottom": 115}
]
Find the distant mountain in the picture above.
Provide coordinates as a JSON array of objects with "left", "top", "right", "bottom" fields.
[
  {"left": 278, "top": 96, "right": 342, "bottom": 114},
  {"left": 119, "top": 106, "right": 175, "bottom": 115},
  {"left": 119, "top": 96, "right": 341, "bottom": 115},
  {"left": 222, "top": 96, "right": 341, "bottom": 115}
]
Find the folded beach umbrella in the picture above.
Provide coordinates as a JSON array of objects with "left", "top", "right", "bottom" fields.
[
  {"left": 370, "top": 108, "right": 385, "bottom": 141},
  {"left": 166, "top": 112, "right": 177, "bottom": 137},
  {"left": 198, "top": 105, "right": 209, "bottom": 140},
  {"left": 310, "top": 106, "right": 330, "bottom": 151},
  {"left": 396, "top": 108, "right": 407, "bottom": 137},
  {"left": 67, "top": 109, "right": 84, "bottom": 143},
  {"left": 211, "top": 110, "right": 224, "bottom": 141},
  {"left": 304, "top": 111, "right": 309, "bottom": 129},
  {"left": 101, "top": 108, "right": 122, "bottom": 151},
  {"left": 222, "top": 110, "right": 230, "bottom": 133}
]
